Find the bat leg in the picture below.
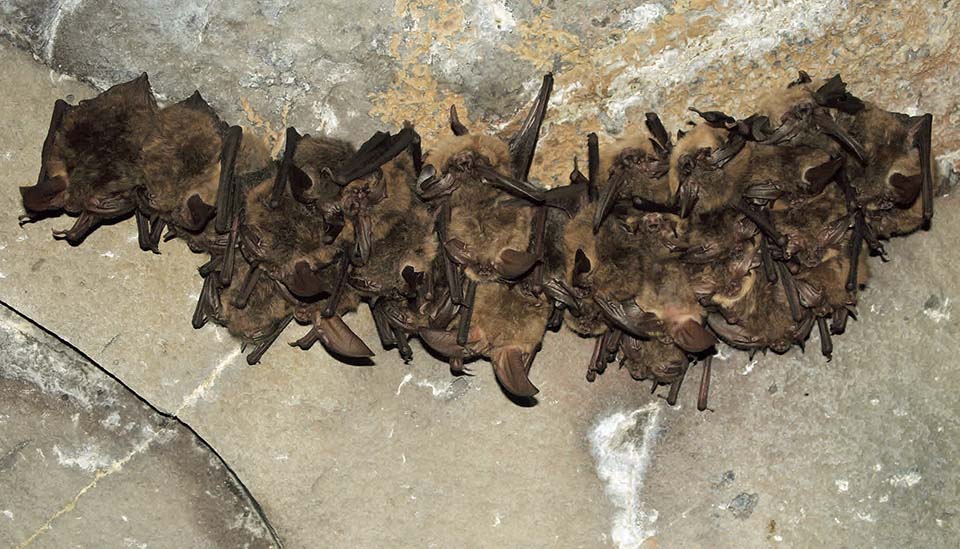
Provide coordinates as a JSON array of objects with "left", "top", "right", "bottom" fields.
[
  {"left": 51, "top": 212, "right": 99, "bottom": 244},
  {"left": 393, "top": 326, "right": 413, "bottom": 362},
  {"left": 428, "top": 291, "right": 461, "bottom": 328},
  {"left": 676, "top": 180, "right": 700, "bottom": 218},
  {"left": 351, "top": 212, "right": 372, "bottom": 267},
  {"left": 214, "top": 125, "right": 244, "bottom": 233},
  {"left": 247, "top": 314, "right": 293, "bottom": 366},
  {"left": 697, "top": 355, "right": 713, "bottom": 412},
  {"left": 594, "top": 296, "right": 661, "bottom": 338},
  {"left": 795, "top": 313, "right": 816, "bottom": 350},
  {"left": 527, "top": 206, "right": 547, "bottom": 292},
  {"left": 666, "top": 362, "right": 689, "bottom": 406},
  {"left": 408, "top": 125, "right": 423, "bottom": 175},
  {"left": 290, "top": 327, "right": 321, "bottom": 350},
  {"left": 198, "top": 255, "right": 223, "bottom": 277},
  {"left": 322, "top": 252, "right": 351, "bottom": 318},
  {"left": 736, "top": 201, "right": 786, "bottom": 249},
  {"left": 246, "top": 314, "right": 294, "bottom": 365},
  {"left": 774, "top": 261, "right": 805, "bottom": 323},
  {"left": 856, "top": 212, "right": 886, "bottom": 259},
  {"left": 147, "top": 217, "right": 165, "bottom": 253},
  {"left": 268, "top": 127, "right": 303, "bottom": 208},
  {"left": 760, "top": 237, "right": 778, "bottom": 283},
  {"left": 449, "top": 105, "right": 469, "bottom": 136},
  {"left": 586, "top": 133, "right": 600, "bottom": 201},
  {"left": 491, "top": 347, "right": 539, "bottom": 398},
  {"left": 585, "top": 335, "right": 605, "bottom": 382},
  {"left": 910, "top": 113, "right": 934, "bottom": 227},
  {"left": 456, "top": 279, "right": 477, "bottom": 346},
  {"left": 546, "top": 302, "right": 564, "bottom": 332},
  {"left": 604, "top": 328, "right": 622, "bottom": 363},
  {"left": 543, "top": 277, "right": 580, "bottom": 314},
  {"left": 508, "top": 73, "right": 553, "bottom": 181},
  {"left": 192, "top": 274, "right": 221, "bottom": 329},
  {"left": 219, "top": 213, "right": 241, "bottom": 286},
  {"left": 816, "top": 316, "right": 833, "bottom": 361},
  {"left": 437, "top": 204, "right": 463, "bottom": 304},
  {"left": 830, "top": 307, "right": 849, "bottom": 335},
  {"left": 370, "top": 300, "right": 398, "bottom": 349},
  {"left": 135, "top": 209, "right": 153, "bottom": 252},
  {"left": 846, "top": 219, "right": 864, "bottom": 292},
  {"left": 812, "top": 112, "right": 868, "bottom": 164},
  {"left": 296, "top": 315, "right": 374, "bottom": 358},
  {"left": 231, "top": 265, "right": 262, "bottom": 309}
]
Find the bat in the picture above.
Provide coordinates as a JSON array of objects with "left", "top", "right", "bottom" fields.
[{"left": 17, "top": 70, "right": 937, "bottom": 411}]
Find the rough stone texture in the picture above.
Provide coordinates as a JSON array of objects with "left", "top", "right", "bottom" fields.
[
  {"left": 1, "top": 2, "right": 960, "bottom": 547},
  {"left": 0, "top": 303, "right": 277, "bottom": 547},
  {"left": 1, "top": 0, "right": 957, "bottom": 178}
]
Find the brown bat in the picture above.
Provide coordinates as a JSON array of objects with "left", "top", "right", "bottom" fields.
[
  {"left": 20, "top": 73, "right": 158, "bottom": 243},
  {"left": 18, "top": 70, "right": 938, "bottom": 412}
]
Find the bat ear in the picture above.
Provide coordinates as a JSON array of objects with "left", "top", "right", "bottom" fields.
[
  {"left": 293, "top": 315, "right": 374, "bottom": 358},
  {"left": 788, "top": 70, "right": 813, "bottom": 87},
  {"left": 812, "top": 74, "right": 865, "bottom": 114},
  {"left": 669, "top": 318, "right": 717, "bottom": 353},
  {"left": 888, "top": 173, "right": 922, "bottom": 208},
  {"left": 490, "top": 347, "right": 539, "bottom": 398},
  {"left": 285, "top": 260, "right": 330, "bottom": 299},
  {"left": 20, "top": 175, "right": 67, "bottom": 214},
  {"left": 179, "top": 90, "right": 229, "bottom": 134},
  {"left": 100, "top": 72, "right": 157, "bottom": 111},
  {"left": 181, "top": 193, "right": 216, "bottom": 231},
  {"left": 288, "top": 164, "right": 315, "bottom": 204},
  {"left": 449, "top": 105, "right": 469, "bottom": 136}
]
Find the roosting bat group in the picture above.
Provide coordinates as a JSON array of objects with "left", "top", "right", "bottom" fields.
[{"left": 19, "top": 71, "right": 935, "bottom": 409}]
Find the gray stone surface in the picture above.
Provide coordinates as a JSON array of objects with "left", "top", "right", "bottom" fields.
[
  {"left": 0, "top": 303, "right": 277, "bottom": 547},
  {"left": 1, "top": 3, "right": 959, "bottom": 547},
  {"left": 3, "top": 0, "right": 957, "bottom": 180}
]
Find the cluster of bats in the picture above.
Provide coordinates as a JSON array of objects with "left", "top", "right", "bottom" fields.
[{"left": 19, "top": 71, "right": 935, "bottom": 409}]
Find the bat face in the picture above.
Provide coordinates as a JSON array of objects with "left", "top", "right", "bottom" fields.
[{"left": 18, "top": 70, "right": 939, "bottom": 410}]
